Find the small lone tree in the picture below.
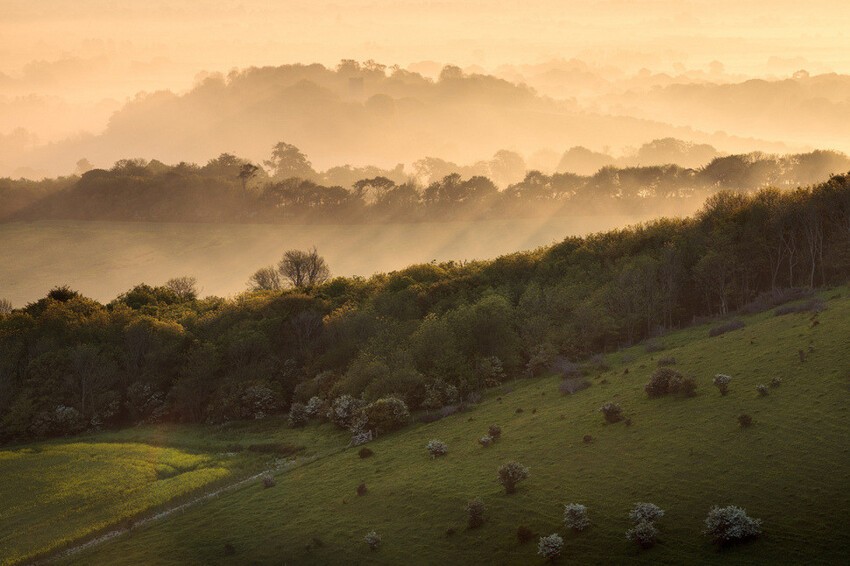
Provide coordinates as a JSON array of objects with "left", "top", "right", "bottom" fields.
[
  {"left": 466, "top": 498, "right": 486, "bottom": 528},
  {"left": 278, "top": 247, "right": 330, "bottom": 288},
  {"left": 537, "top": 533, "right": 564, "bottom": 562},
  {"left": 626, "top": 520, "right": 659, "bottom": 548},
  {"left": 626, "top": 502, "right": 665, "bottom": 548},
  {"left": 497, "top": 461, "right": 529, "bottom": 494},
  {"left": 427, "top": 439, "right": 448, "bottom": 458},
  {"left": 165, "top": 276, "right": 198, "bottom": 300},
  {"left": 364, "top": 531, "right": 381, "bottom": 550},
  {"left": 704, "top": 505, "right": 762, "bottom": 546},
  {"left": 265, "top": 141, "right": 314, "bottom": 179},
  {"left": 645, "top": 367, "right": 678, "bottom": 398},
  {"left": 645, "top": 368, "right": 698, "bottom": 398},
  {"left": 599, "top": 402, "right": 623, "bottom": 423},
  {"left": 713, "top": 374, "right": 732, "bottom": 396},
  {"left": 487, "top": 424, "right": 502, "bottom": 440},
  {"left": 563, "top": 503, "right": 590, "bottom": 531},
  {"left": 237, "top": 163, "right": 260, "bottom": 191}
]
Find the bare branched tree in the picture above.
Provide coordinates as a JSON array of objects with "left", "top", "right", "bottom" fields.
[
  {"left": 248, "top": 266, "right": 282, "bottom": 291},
  {"left": 278, "top": 247, "right": 330, "bottom": 288},
  {"left": 165, "top": 276, "right": 199, "bottom": 301}
]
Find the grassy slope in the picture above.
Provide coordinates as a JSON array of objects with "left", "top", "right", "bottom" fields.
[
  {"left": 0, "top": 442, "right": 236, "bottom": 566},
  {"left": 0, "top": 419, "right": 347, "bottom": 565},
  {"left": 57, "top": 288, "right": 850, "bottom": 564}
]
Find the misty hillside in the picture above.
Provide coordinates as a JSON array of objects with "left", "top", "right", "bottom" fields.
[
  {"left": 4, "top": 145, "right": 847, "bottom": 225},
  {"left": 5, "top": 3, "right": 850, "bottom": 565},
  {"left": 10, "top": 62, "right": 801, "bottom": 177},
  {"left": 611, "top": 73, "right": 850, "bottom": 150},
  {"left": 2, "top": 173, "right": 848, "bottom": 446}
]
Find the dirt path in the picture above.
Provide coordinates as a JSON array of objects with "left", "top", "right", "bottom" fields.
[
  {"left": 41, "top": 469, "right": 269, "bottom": 564},
  {"left": 40, "top": 454, "right": 320, "bottom": 565}
]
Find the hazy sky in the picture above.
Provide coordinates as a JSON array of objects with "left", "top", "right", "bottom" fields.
[
  {"left": 3, "top": 0, "right": 850, "bottom": 88},
  {"left": 3, "top": 0, "right": 850, "bottom": 176}
]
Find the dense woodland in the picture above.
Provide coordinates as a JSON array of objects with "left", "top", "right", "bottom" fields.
[
  {"left": 2, "top": 142, "right": 848, "bottom": 223},
  {"left": 1, "top": 173, "right": 848, "bottom": 443}
]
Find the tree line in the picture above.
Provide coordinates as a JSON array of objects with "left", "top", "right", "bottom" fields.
[
  {"left": 2, "top": 142, "right": 848, "bottom": 223},
  {"left": 1, "top": 174, "right": 848, "bottom": 443}
]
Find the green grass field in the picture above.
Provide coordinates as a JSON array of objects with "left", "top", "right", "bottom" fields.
[
  {"left": 49, "top": 287, "right": 849, "bottom": 565},
  {"left": 0, "top": 419, "right": 347, "bottom": 565}
]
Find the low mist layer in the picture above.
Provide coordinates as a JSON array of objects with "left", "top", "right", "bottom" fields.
[{"left": 0, "top": 214, "right": 649, "bottom": 307}]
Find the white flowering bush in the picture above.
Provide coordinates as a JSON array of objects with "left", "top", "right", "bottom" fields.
[
  {"left": 563, "top": 503, "right": 590, "bottom": 531},
  {"left": 241, "top": 384, "right": 277, "bottom": 420},
  {"left": 288, "top": 402, "right": 308, "bottom": 427},
  {"left": 704, "top": 505, "right": 762, "bottom": 545},
  {"left": 625, "top": 502, "right": 664, "bottom": 548},
  {"left": 479, "top": 435, "right": 493, "bottom": 447},
  {"left": 305, "top": 396, "right": 324, "bottom": 417},
  {"left": 626, "top": 520, "right": 660, "bottom": 548},
  {"left": 427, "top": 439, "right": 448, "bottom": 458},
  {"left": 364, "top": 530, "right": 381, "bottom": 550},
  {"left": 713, "top": 374, "right": 733, "bottom": 396},
  {"left": 328, "top": 394, "right": 364, "bottom": 429},
  {"left": 537, "top": 533, "right": 564, "bottom": 561},
  {"left": 348, "top": 412, "right": 368, "bottom": 436},
  {"left": 629, "top": 502, "right": 665, "bottom": 524},
  {"left": 756, "top": 384, "right": 769, "bottom": 396}
]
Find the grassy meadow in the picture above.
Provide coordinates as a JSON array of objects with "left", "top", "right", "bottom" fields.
[
  {"left": 0, "top": 419, "right": 348, "bottom": 565},
  {"left": 47, "top": 287, "right": 850, "bottom": 565}
]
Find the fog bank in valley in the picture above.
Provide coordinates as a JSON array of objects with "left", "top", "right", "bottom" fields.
[{"left": 0, "top": 214, "right": 656, "bottom": 307}]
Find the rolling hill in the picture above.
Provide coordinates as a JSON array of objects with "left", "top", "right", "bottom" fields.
[{"left": 5, "top": 287, "right": 843, "bottom": 565}]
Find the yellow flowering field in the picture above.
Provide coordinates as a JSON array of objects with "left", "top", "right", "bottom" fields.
[{"left": 0, "top": 442, "right": 233, "bottom": 565}]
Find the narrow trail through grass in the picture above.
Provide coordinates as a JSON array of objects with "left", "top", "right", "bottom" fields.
[
  {"left": 0, "top": 418, "right": 349, "bottom": 565},
  {"left": 48, "top": 447, "right": 347, "bottom": 564}
]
